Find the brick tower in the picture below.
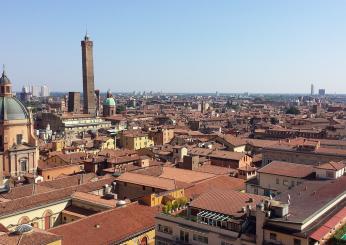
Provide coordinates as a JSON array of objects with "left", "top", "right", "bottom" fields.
[{"left": 81, "top": 33, "right": 96, "bottom": 115}]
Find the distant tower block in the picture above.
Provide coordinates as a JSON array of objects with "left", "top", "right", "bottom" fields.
[
  {"left": 310, "top": 84, "right": 314, "bottom": 96},
  {"left": 68, "top": 92, "right": 81, "bottom": 113},
  {"left": 81, "top": 32, "right": 96, "bottom": 115}
]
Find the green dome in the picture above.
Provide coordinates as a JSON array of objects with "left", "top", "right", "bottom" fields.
[
  {"left": 0, "top": 96, "right": 29, "bottom": 120},
  {"left": 103, "top": 97, "right": 116, "bottom": 106}
]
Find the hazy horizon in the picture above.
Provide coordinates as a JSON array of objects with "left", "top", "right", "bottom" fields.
[{"left": 1, "top": 1, "right": 346, "bottom": 94}]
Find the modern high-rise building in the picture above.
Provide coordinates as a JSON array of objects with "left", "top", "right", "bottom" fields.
[
  {"left": 81, "top": 33, "right": 96, "bottom": 115},
  {"left": 310, "top": 83, "right": 314, "bottom": 96},
  {"left": 68, "top": 92, "right": 81, "bottom": 113},
  {"left": 319, "top": 89, "right": 326, "bottom": 96},
  {"left": 31, "top": 85, "right": 40, "bottom": 97},
  {"left": 40, "top": 85, "right": 49, "bottom": 97}
]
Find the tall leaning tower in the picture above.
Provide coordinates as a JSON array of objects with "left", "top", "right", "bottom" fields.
[{"left": 81, "top": 33, "right": 96, "bottom": 115}]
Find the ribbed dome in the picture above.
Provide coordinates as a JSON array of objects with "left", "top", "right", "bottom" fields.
[
  {"left": 0, "top": 97, "right": 29, "bottom": 120},
  {"left": 103, "top": 97, "right": 116, "bottom": 106}
]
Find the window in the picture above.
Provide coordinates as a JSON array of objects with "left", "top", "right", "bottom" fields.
[
  {"left": 270, "top": 233, "right": 277, "bottom": 241},
  {"left": 152, "top": 187, "right": 155, "bottom": 192},
  {"left": 20, "top": 159, "right": 27, "bottom": 172},
  {"left": 16, "top": 134, "right": 23, "bottom": 144},
  {"left": 158, "top": 224, "right": 172, "bottom": 234},
  {"left": 276, "top": 178, "right": 279, "bottom": 184},
  {"left": 254, "top": 188, "right": 258, "bottom": 194},
  {"left": 180, "top": 230, "right": 189, "bottom": 242},
  {"left": 193, "top": 234, "right": 208, "bottom": 244},
  {"left": 294, "top": 239, "right": 301, "bottom": 245},
  {"left": 142, "top": 186, "right": 146, "bottom": 190},
  {"left": 283, "top": 180, "right": 289, "bottom": 186},
  {"left": 326, "top": 171, "right": 334, "bottom": 178}
]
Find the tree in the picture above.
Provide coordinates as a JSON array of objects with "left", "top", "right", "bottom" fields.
[
  {"left": 116, "top": 104, "right": 126, "bottom": 114},
  {"left": 285, "top": 106, "right": 300, "bottom": 115},
  {"left": 166, "top": 201, "right": 172, "bottom": 213},
  {"left": 270, "top": 117, "right": 279, "bottom": 125},
  {"left": 172, "top": 200, "right": 179, "bottom": 210}
]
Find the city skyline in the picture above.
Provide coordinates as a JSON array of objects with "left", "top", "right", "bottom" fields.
[{"left": 1, "top": 1, "right": 346, "bottom": 93}]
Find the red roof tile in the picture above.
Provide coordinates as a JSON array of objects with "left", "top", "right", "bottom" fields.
[{"left": 50, "top": 203, "right": 158, "bottom": 245}]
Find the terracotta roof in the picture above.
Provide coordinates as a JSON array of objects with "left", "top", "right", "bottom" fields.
[
  {"left": 0, "top": 177, "right": 115, "bottom": 218},
  {"left": 194, "top": 164, "right": 237, "bottom": 175},
  {"left": 190, "top": 189, "right": 266, "bottom": 217},
  {"left": 258, "top": 161, "right": 315, "bottom": 178},
  {"left": 310, "top": 207, "right": 346, "bottom": 241},
  {"left": 315, "top": 161, "right": 346, "bottom": 171},
  {"left": 39, "top": 173, "right": 97, "bottom": 190},
  {"left": 72, "top": 192, "right": 116, "bottom": 208},
  {"left": 185, "top": 176, "right": 245, "bottom": 199},
  {"left": 0, "top": 228, "right": 61, "bottom": 245},
  {"left": 217, "top": 135, "right": 247, "bottom": 147},
  {"left": 116, "top": 172, "right": 181, "bottom": 190},
  {"left": 189, "top": 148, "right": 247, "bottom": 161},
  {"left": 0, "top": 184, "right": 55, "bottom": 200},
  {"left": 276, "top": 176, "right": 346, "bottom": 223},
  {"left": 158, "top": 167, "right": 215, "bottom": 184},
  {"left": 50, "top": 203, "right": 158, "bottom": 245}
]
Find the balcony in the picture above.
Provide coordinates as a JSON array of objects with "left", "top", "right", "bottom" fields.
[{"left": 157, "top": 212, "right": 240, "bottom": 239}]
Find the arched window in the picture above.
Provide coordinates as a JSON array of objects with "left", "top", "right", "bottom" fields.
[
  {"left": 140, "top": 236, "right": 148, "bottom": 245},
  {"left": 18, "top": 216, "right": 30, "bottom": 225}
]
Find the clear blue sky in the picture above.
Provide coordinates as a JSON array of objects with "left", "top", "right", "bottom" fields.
[{"left": 1, "top": 0, "right": 346, "bottom": 93}]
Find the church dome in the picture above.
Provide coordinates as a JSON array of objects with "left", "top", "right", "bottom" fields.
[
  {"left": 0, "top": 96, "right": 29, "bottom": 120},
  {"left": 103, "top": 97, "right": 116, "bottom": 106}
]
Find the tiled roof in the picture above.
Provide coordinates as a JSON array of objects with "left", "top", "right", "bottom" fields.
[
  {"left": 189, "top": 147, "right": 247, "bottom": 160},
  {"left": 0, "top": 177, "right": 115, "bottom": 217},
  {"left": 0, "top": 184, "right": 55, "bottom": 200},
  {"left": 0, "top": 228, "right": 61, "bottom": 245},
  {"left": 39, "top": 173, "right": 97, "bottom": 190},
  {"left": 158, "top": 167, "right": 215, "bottom": 184},
  {"left": 194, "top": 164, "right": 237, "bottom": 175},
  {"left": 315, "top": 161, "right": 346, "bottom": 171},
  {"left": 310, "top": 207, "right": 346, "bottom": 241},
  {"left": 72, "top": 192, "right": 116, "bottom": 208},
  {"left": 185, "top": 176, "right": 245, "bottom": 199},
  {"left": 276, "top": 176, "right": 346, "bottom": 223},
  {"left": 190, "top": 188, "right": 265, "bottom": 217},
  {"left": 50, "top": 203, "right": 158, "bottom": 245},
  {"left": 258, "top": 161, "right": 314, "bottom": 178},
  {"left": 116, "top": 172, "right": 179, "bottom": 190}
]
